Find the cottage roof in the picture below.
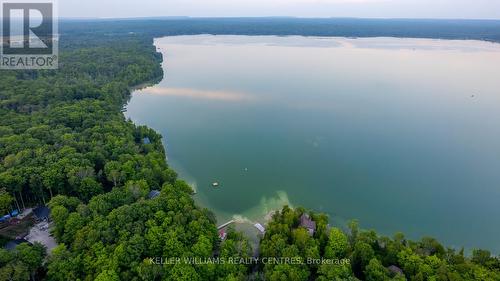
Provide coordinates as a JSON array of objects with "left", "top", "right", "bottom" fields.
[
  {"left": 33, "top": 206, "right": 50, "bottom": 220},
  {"left": 300, "top": 214, "right": 316, "bottom": 230},
  {"left": 148, "top": 190, "right": 161, "bottom": 199},
  {"left": 388, "top": 265, "right": 404, "bottom": 275}
]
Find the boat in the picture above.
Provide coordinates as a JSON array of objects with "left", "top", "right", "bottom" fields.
[
  {"left": 254, "top": 223, "right": 266, "bottom": 234},
  {"left": 212, "top": 182, "right": 220, "bottom": 188}
]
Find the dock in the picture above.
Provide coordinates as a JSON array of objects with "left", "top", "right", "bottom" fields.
[{"left": 217, "top": 220, "right": 235, "bottom": 230}]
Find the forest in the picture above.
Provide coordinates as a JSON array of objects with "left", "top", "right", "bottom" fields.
[
  {"left": 60, "top": 18, "right": 500, "bottom": 43},
  {"left": 259, "top": 207, "right": 500, "bottom": 281},
  {"left": 1, "top": 18, "right": 500, "bottom": 280}
]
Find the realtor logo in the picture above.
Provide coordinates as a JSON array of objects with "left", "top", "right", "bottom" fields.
[{"left": 0, "top": 0, "right": 58, "bottom": 69}]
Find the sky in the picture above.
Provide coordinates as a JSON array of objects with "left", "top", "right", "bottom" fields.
[{"left": 59, "top": 0, "right": 500, "bottom": 20}]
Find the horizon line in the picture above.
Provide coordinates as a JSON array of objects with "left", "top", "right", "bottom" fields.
[{"left": 57, "top": 16, "right": 500, "bottom": 21}]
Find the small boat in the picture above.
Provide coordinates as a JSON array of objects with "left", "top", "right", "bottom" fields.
[
  {"left": 254, "top": 223, "right": 266, "bottom": 234},
  {"left": 212, "top": 182, "right": 220, "bottom": 188}
]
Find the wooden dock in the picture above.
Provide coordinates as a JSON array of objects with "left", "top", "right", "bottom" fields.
[{"left": 217, "top": 220, "right": 235, "bottom": 230}]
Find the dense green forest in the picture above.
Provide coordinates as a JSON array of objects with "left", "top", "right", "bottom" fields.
[
  {"left": 1, "top": 19, "right": 500, "bottom": 280},
  {"left": 260, "top": 207, "right": 500, "bottom": 281}
]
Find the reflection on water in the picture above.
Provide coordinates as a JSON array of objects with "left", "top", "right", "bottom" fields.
[
  {"left": 144, "top": 87, "right": 255, "bottom": 101},
  {"left": 126, "top": 35, "right": 500, "bottom": 252}
]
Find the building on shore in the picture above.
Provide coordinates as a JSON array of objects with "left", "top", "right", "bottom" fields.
[{"left": 299, "top": 213, "right": 316, "bottom": 236}]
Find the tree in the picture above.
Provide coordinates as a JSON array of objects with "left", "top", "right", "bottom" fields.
[
  {"left": 471, "top": 249, "right": 492, "bottom": 266},
  {"left": 95, "top": 270, "right": 120, "bottom": 281},
  {"left": 17, "top": 243, "right": 46, "bottom": 280},
  {"left": 0, "top": 188, "right": 14, "bottom": 215},
  {"left": 324, "top": 228, "right": 349, "bottom": 259},
  {"left": 364, "top": 258, "right": 390, "bottom": 281},
  {"left": 351, "top": 242, "right": 375, "bottom": 279},
  {"left": 266, "top": 264, "right": 310, "bottom": 281},
  {"left": 50, "top": 205, "right": 70, "bottom": 240},
  {"left": 46, "top": 244, "right": 81, "bottom": 281},
  {"left": 0, "top": 243, "right": 46, "bottom": 281},
  {"left": 168, "top": 264, "right": 201, "bottom": 281},
  {"left": 105, "top": 161, "right": 124, "bottom": 187},
  {"left": 317, "top": 263, "right": 353, "bottom": 281}
]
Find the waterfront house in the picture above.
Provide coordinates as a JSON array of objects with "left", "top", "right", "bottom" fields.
[
  {"left": 300, "top": 213, "right": 316, "bottom": 236},
  {"left": 388, "top": 265, "right": 404, "bottom": 276},
  {"left": 33, "top": 206, "right": 50, "bottom": 222},
  {"left": 148, "top": 190, "right": 161, "bottom": 199}
]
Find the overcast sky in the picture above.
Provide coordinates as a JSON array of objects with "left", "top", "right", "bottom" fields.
[{"left": 59, "top": 0, "right": 500, "bottom": 20}]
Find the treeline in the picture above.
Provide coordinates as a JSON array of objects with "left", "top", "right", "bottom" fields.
[
  {"left": 260, "top": 206, "right": 500, "bottom": 281},
  {"left": 60, "top": 18, "right": 500, "bottom": 43}
]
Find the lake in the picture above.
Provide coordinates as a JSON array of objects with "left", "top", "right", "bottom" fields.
[{"left": 125, "top": 35, "right": 500, "bottom": 252}]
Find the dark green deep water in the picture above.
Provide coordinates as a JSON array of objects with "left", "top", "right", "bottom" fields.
[{"left": 126, "top": 35, "right": 500, "bottom": 252}]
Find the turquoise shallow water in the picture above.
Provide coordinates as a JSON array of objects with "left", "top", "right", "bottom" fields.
[{"left": 126, "top": 35, "right": 500, "bottom": 252}]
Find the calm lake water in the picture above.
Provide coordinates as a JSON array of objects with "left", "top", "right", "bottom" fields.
[{"left": 126, "top": 35, "right": 500, "bottom": 252}]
